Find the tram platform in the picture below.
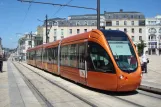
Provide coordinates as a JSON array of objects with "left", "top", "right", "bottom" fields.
[
  {"left": 139, "top": 55, "right": 161, "bottom": 93},
  {"left": 0, "top": 61, "right": 42, "bottom": 107},
  {"left": 0, "top": 55, "right": 161, "bottom": 106}
]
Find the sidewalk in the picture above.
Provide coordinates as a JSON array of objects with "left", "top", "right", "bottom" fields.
[
  {"left": 139, "top": 55, "right": 161, "bottom": 93},
  {"left": 0, "top": 61, "right": 10, "bottom": 107},
  {"left": 0, "top": 61, "right": 42, "bottom": 107}
]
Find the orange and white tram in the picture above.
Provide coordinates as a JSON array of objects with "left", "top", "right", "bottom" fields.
[{"left": 27, "top": 29, "right": 142, "bottom": 92}]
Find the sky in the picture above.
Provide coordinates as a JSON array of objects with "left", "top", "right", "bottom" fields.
[{"left": 0, "top": 0, "right": 161, "bottom": 49}]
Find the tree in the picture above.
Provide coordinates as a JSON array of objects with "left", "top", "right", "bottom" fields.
[{"left": 137, "top": 40, "right": 146, "bottom": 56}]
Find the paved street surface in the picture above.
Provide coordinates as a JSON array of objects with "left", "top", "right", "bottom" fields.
[
  {"left": 0, "top": 55, "right": 161, "bottom": 107},
  {"left": 140, "top": 55, "right": 161, "bottom": 93}
]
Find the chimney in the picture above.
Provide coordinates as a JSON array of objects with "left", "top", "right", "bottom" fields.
[{"left": 120, "top": 9, "right": 123, "bottom": 12}]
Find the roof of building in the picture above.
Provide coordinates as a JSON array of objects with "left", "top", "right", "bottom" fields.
[{"left": 68, "top": 14, "right": 104, "bottom": 17}]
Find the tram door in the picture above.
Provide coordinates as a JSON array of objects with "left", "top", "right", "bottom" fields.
[{"left": 78, "top": 43, "right": 87, "bottom": 85}]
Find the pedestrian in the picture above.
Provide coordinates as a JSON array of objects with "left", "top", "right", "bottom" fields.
[
  {"left": 19, "top": 56, "right": 21, "bottom": 62},
  {"left": 130, "top": 55, "right": 137, "bottom": 68},
  {"left": 141, "top": 53, "right": 148, "bottom": 73},
  {"left": 0, "top": 54, "right": 3, "bottom": 73}
]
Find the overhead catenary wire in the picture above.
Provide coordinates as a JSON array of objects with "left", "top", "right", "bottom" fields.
[
  {"left": 52, "top": 0, "right": 73, "bottom": 17},
  {"left": 19, "top": 1, "right": 32, "bottom": 30},
  {"left": 18, "top": 0, "right": 96, "bottom": 10}
]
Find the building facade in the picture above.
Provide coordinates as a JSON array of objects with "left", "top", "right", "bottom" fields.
[
  {"left": 35, "top": 26, "right": 43, "bottom": 46},
  {"left": 17, "top": 34, "right": 35, "bottom": 60},
  {"left": 104, "top": 10, "right": 146, "bottom": 46},
  {"left": 146, "top": 15, "right": 161, "bottom": 55},
  {"left": 43, "top": 10, "right": 146, "bottom": 49}
]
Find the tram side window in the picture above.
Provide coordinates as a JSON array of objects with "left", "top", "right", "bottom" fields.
[
  {"left": 52, "top": 48, "right": 55, "bottom": 64},
  {"left": 36, "top": 49, "right": 41, "bottom": 61},
  {"left": 30, "top": 52, "right": 32, "bottom": 60},
  {"left": 34, "top": 51, "right": 36, "bottom": 60},
  {"left": 40, "top": 49, "right": 42, "bottom": 61},
  {"left": 26, "top": 52, "right": 28, "bottom": 60},
  {"left": 89, "top": 42, "right": 115, "bottom": 73},
  {"left": 41, "top": 48, "right": 43, "bottom": 61},
  {"left": 61, "top": 46, "right": 68, "bottom": 66},
  {"left": 53, "top": 47, "right": 58, "bottom": 64},
  {"left": 69, "top": 44, "right": 78, "bottom": 68},
  {"left": 29, "top": 52, "right": 31, "bottom": 60},
  {"left": 47, "top": 48, "right": 53, "bottom": 63},
  {"left": 78, "top": 43, "right": 85, "bottom": 69},
  {"left": 55, "top": 47, "right": 58, "bottom": 64},
  {"left": 36, "top": 50, "right": 38, "bottom": 61},
  {"left": 43, "top": 49, "right": 48, "bottom": 62},
  {"left": 31, "top": 51, "right": 34, "bottom": 60},
  {"left": 60, "top": 47, "right": 64, "bottom": 65}
]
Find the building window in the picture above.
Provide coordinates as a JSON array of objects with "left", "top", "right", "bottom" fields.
[
  {"left": 54, "top": 29, "right": 57, "bottom": 35},
  {"left": 139, "top": 36, "right": 142, "bottom": 40},
  {"left": 61, "top": 36, "right": 64, "bottom": 39},
  {"left": 116, "top": 15, "right": 118, "bottom": 19},
  {"left": 92, "top": 21, "right": 95, "bottom": 26},
  {"left": 116, "top": 28, "right": 119, "bottom": 30},
  {"left": 131, "top": 15, "right": 133, "bottom": 18},
  {"left": 116, "top": 21, "right": 119, "bottom": 26},
  {"left": 61, "top": 29, "right": 64, "bottom": 36},
  {"left": 84, "top": 21, "right": 88, "bottom": 26},
  {"left": 148, "top": 28, "right": 157, "bottom": 34},
  {"left": 53, "top": 21, "right": 57, "bottom": 26},
  {"left": 124, "top": 28, "right": 127, "bottom": 32},
  {"left": 77, "top": 29, "right": 80, "bottom": 34},
  {"left": 28, "top": 41, "right": 31, "bottom": 45},
  {"left": 76, "top": 21, "right": 80, "bottom": 26},
  {"left": 69, "top": 29, "right": 72, "bottom": 34},
  {"left": 131, "top": 21, "right": 134, "bottom": 25},
  {"left": 139, "top": 28, "right": 142, "bottom": 33},
  {"left": 131, "top": 28, "right": 134, "bottom": 33},
  {"left": 106, "top": 21, "right": 112, "bottom": 26},
  {"left": 159, "top": 28, "right": 161, "bottom": 33},
  {"left": 148, "top": 21, "right": 151, "bottom": 24},
  {"left": 132, "top": 36, "right": 135, "bottom": 41},
  {"left": 84, "top": 29, "right": 87, "bottom": 32},
  {"left": 54, "top": 36, "right": 57, "bottom": 41},
  {"left": 124, "top": 21, "right": 127, "bottom": 25}
]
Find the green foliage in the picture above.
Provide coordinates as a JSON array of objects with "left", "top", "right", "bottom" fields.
[{"left": 137, "top": 40, "right": 146, "bottom": 56}]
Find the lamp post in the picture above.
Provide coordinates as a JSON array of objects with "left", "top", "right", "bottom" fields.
[
  {"left": 30, "top": 31, "right": 32, "bottom": 48},
  {"left": 45, "top": 14, "right": 48, "bottom": 43},
  {"left": 97, "top": 0, "right": 100, "bottom": 29}
]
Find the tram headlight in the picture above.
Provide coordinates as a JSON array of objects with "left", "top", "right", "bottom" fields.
[
  {"left": 119, "top": 75, "right": 124, "bottom": 79},
  {"left": 140, "top": 73, "right": 143, "bottom": 77}
]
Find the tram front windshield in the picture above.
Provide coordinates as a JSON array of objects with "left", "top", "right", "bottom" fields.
[{"left": 101, "top": 30, "right": 138, "bottom": 73}]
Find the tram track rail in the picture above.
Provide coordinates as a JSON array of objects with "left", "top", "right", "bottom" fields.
[
  {"left": 13, "top": 62, "right": 97, "bottom": 107},
  {"left": 15, "top": 62, "right": 149, "bottom": 107},
  {"left": 137, "top": 90, "right": 161, "bottom": 100}
]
